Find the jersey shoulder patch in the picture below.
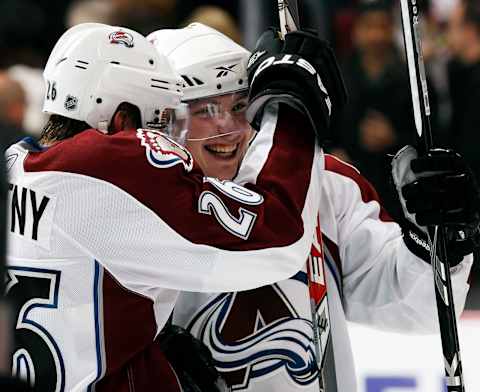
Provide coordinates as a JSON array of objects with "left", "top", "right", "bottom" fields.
[{"left": 136, "top": 129, "right": 193, "bottom": 172}]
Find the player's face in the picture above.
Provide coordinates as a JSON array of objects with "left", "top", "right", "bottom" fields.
[{"left": 185, "top": 91, "right": 253, "bottom": 180}]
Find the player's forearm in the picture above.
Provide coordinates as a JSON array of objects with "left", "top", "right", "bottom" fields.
[{"left": 344, "top": 238, "right": 471, "bottom": 333}]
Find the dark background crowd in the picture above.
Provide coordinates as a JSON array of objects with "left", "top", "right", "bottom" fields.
[{"left": 0, "top": 0, "right": 479, "bottom": 311}]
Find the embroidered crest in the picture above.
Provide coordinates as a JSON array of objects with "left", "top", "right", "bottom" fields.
[
  {"left": 187, "top": 291, "right": 319, "bottom": 389},
  {"left": 109, "top": 30, "right": 134, "bottom": 48},
  {"left": 137, "top": 129, "right": 193, "bottom": 172}
]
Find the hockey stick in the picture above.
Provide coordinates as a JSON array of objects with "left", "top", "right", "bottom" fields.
[
  {"left": 278, "top": 0, "right": 300, "bottom": 37},
  {"left": 309, "top": 219, "right": 338, "bottom": 392},
  {"left": 277, "top": 2, "right": 338, "bottom": 390},
  {"left": 399, "top": 1, "right": 465, "bottom": 390}
]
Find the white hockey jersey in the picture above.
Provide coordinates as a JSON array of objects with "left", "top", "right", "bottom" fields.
[
  {"left": 4, "top": 105, "right": 322, "bottom": 391},
  {"left": 173, "top": 153, "right": 473, "bottom": 392}
]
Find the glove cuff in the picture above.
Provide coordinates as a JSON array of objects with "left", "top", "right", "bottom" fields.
[{"left": 402, "top": 220, "right": 432, "bottom": 263}]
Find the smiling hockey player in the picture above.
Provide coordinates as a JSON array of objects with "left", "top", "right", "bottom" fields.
[{"left": 150, "top": 24, "right": 477, "bottom": 391}]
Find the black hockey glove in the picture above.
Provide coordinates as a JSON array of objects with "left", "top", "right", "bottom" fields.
[
  {"left": 158, "top": 324, "right": 229, "bottom": 392},
  {"left": 246, "top": 28, "right": 347, "bottom": 144},
  {"left": 392, "top": 145, "right": 480, "bottom": 265}
]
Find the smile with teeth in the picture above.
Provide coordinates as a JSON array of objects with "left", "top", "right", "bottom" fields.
[{"left": 205, "top": 143, "right": 239, "bottom": 157}]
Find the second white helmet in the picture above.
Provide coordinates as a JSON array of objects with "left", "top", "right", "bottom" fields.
[
  {"left": 43, "top": 23, "right": 183, "bottom": 132},
  {"left": 147, "top": 23, "right": 250, "bottom": 101}
]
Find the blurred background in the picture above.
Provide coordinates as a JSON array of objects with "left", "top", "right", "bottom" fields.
[{"left": 0, "top": 0, "right": 479, "bottom": 388}]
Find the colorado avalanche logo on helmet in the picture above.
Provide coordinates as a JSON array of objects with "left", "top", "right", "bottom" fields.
[
  {"left": 109, "top": 30, "right": 134, "bottom": 48},
  {"left": 137, "top": 129, "right": 193, "bottom": 172}
]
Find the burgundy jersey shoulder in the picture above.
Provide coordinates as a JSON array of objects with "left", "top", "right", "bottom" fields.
[
  {"left": 22, "top": 126, "right": 311, "bottom": 251},
  {"left": 324, "top": 154, "right": 392, "bottom": 222},
  {"left": 24, "top": 128, "right": 211, "bottom": 245},
  {"left": 25, "top": 128, "right": 195, "bottom": 181}
]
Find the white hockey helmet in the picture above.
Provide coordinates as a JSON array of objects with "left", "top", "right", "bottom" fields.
[
  {"left": 43, "top": 23, "right": 184, "bottom": 132},
  {"left": 147, "top": 23, "right": 250, "bottom": 101}
]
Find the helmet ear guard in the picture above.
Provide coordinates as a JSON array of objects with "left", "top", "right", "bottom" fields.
[{"left": 43, "top": 23, "right": 184, "bottom": 133}]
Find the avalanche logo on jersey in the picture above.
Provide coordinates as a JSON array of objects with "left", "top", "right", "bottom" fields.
[
  {"left": 137, "top": 129, "right": 193, "bottom": 172},
  {"left": 187, "top": 289, "right": 319, "bottom": 390},
  {"left": 109, "top": 30, "right": 134, "bottom": 48}
]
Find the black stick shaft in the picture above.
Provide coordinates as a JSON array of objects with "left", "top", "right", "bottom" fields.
[{"left": 400, "top": 1, "right": 465, "bottom": 390}]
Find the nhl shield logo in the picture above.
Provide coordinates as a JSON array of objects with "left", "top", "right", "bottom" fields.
[
  {"left": 137, "top": 129, "right": 193, "bottom": 172},
  {"left": 109, "top": 30, "right": 134, "bottom": 48},
  {"left": 64, "top": 95, "right": 78, "bottom": 111}
]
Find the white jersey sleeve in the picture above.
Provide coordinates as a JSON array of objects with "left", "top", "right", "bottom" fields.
[
  {"left": 322, "top": 154, "right": 472, "bottom": 333},
  {"left": 4, "top": 104, "right": 321, "bottom": 391},
  {"left": 169, "top": 153, "right": 472, "bottom": 392},
  {"left": 8, "top": 104, "right": 320, "bottom": 294}
]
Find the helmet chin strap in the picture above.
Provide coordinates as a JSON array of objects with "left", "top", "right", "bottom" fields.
[{"left": 186, "top": 130, "right": 245, "bottom": 142}]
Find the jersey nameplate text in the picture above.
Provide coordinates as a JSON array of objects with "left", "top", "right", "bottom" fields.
[{"left": 8, "top": 184, "right": 56, "bottom": 250}]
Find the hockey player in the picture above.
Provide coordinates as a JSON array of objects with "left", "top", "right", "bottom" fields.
[
  {"left": 147, "top": 23, "right": 253, "bottom": 181},
  {"left": 150, "top": 24, "right": 478, "bottom": 391},
  {"left": 4, "top": 23, "right": 347, "bottom": 391}
]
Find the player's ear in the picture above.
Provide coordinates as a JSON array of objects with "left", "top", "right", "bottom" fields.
[{"left": 110, "top": 109, "right": 137, "bottom": 133}]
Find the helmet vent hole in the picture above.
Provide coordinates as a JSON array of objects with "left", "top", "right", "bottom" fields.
[
  {"left": 110, "top": 61, "right": 120, "bottom": 65},
  {"left": 96, "top": 98, "right": 102, "bottom": 104},
  {"left": 216, "top": 83, "right": 222, "bottom": 90},
  {"left": 151, "top": 78, "right": 170, "bottom": 90},
  {"left": 149, "top": 59, "right": 154, "bottom": 65},
  {"left": 56, "top": 57, "right": 68, "bottom": 66},
  {"left": 238, "top": 79, "right": 244, "bottom": 85},
  {"left": 151, "top": 85, "right": 169, "bottom": 90},
  {"left": 75, "top": 60, "right": 89, "bottom": 70},
  {"left": 181, "top": 75, "right": 194, "bottom": 87}
]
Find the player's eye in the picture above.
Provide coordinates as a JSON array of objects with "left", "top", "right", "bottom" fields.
[
  {"left": 231, "top": 100, "right": 247, "bottom": 114},
  {"left": 192, "top": 106, "right": 210, "bottom": 117},
  {"left": 192, "top": 103, "right": 221, "bottom": 118}
]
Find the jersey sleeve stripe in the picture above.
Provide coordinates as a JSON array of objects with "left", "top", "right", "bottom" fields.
[
  {"left": 87, "top": 260, "right": 105, "bottom": 391},
  {"left": 324, "top": 154, "right": 393, "bottom": 222}
]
